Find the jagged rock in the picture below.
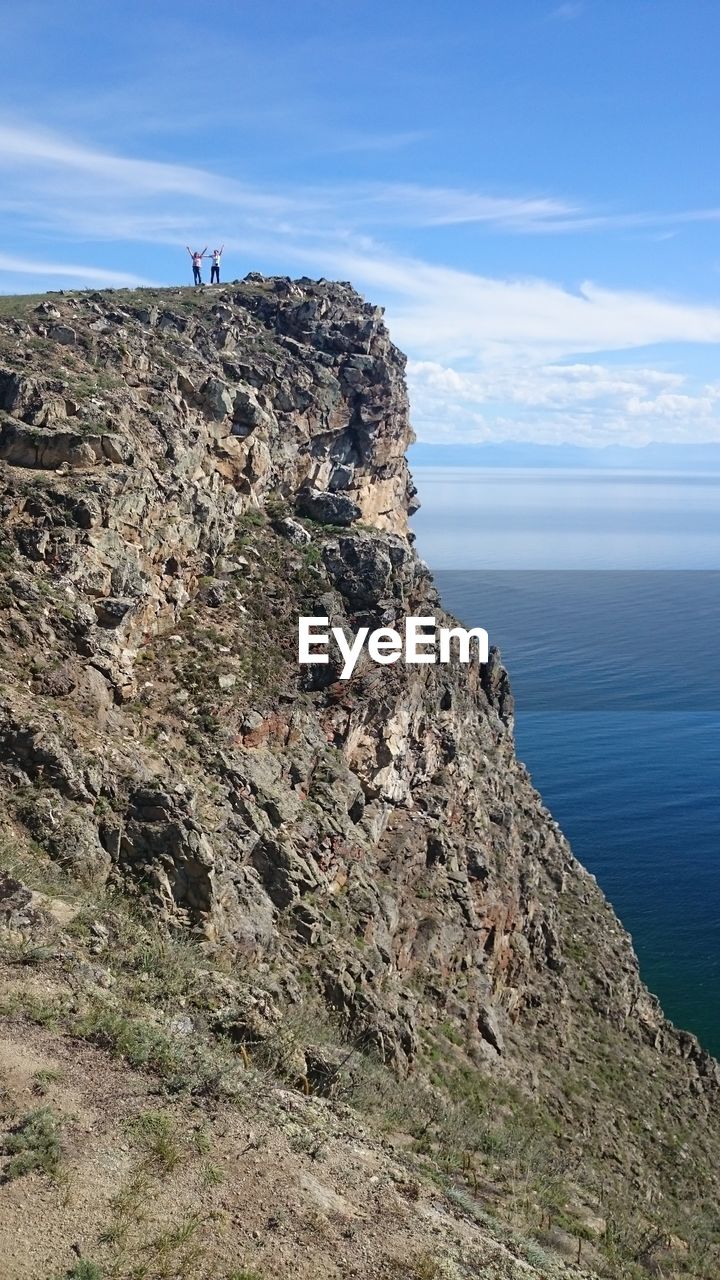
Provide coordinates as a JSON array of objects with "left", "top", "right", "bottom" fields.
[
  {"left": 477, "top": 1003, "right": 504, "bottom": 1054},
  {"left": 251, "top": 836, "right": 323, "bottom": 908},
  {"left": 275, "top": 516, "right": 311, "bottom": 546},
  {"left": 481, "top": 646, "right": 515, "bottom": 724},
  {"left": 93, "top": 597, "right": 135, "bottom": 628},
  {"left": 0, "top": 873, "right": 40, "bottom": 929},
  {"left": 101, "top": 787, "right": 216, "bottom": 919},
  {"left": 0, "top": 423, "right": 97, "bottom": 470},
  {"left": 73, "top": 496, "right": 103, "bottom": 528},
  {"left": 321, "top": 534, "right": 395, "bottom": 607},
  {"left": 16, "top": 528, "right": 50, "bottom": 561},
  {"left": 296, "top": 489, "right": 361, "bottom": 527},
  {"left": 100, "top": 434, "right": 128, "bottom": 464},
  {"left": 0, "top": 369, "right": 30, "bottom": 413},
  {"left": 328, "top": 463, "right": 353, "bottom": 491},
  {"left": 201, "top": 377, "right": 234, "bottom": 420},
  {"left": 232, "top": 385, "right": 272, "bottom": 435},
  {"left": 49, "top": 323, "right": 77, "bottom": 346},
  {"left": 33, "top": 663, "right": 77, "bottom": 697},
  {"left": 0, "top": 277, "right": 718, "bottom": 1269},
  {"left": 304, "top": 1043, "right": 359, "bottom": 1095},
  {"left": 43, "top": 812, "right": 112, "bottom": 883}
]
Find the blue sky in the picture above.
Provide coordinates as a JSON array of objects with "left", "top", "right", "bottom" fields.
[{"left": 3, "top": 0, "right": 720, "bottom": 447}]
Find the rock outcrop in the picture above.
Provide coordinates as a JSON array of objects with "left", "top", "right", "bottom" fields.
[{"left": 0, "top": 277, "right": 718, "bottom": 1278}]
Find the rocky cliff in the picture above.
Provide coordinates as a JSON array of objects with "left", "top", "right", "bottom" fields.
[{"left": 0, "top": 278, "right": 718, "bottom": 1280}]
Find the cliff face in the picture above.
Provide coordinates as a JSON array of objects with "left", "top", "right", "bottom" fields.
[{"left": 0, "top": 278, "right": 718, "bottom": 1280}]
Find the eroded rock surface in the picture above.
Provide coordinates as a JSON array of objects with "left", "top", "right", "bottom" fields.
[{"left": 0, "top": 277, "right": 718, "bottom": 1276}]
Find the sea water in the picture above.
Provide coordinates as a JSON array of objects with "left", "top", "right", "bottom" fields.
[{"left": 412, "top": 468, "right": 720, "bottom": 1056}]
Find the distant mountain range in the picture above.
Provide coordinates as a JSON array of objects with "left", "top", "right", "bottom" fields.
[{"left": 409, "top": 441, "right": 720, "bottom": 471}]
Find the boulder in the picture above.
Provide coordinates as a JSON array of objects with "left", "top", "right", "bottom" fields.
[
  {"left": 322, "top": 534, "right": 393, "bottom": 607},
  {"left": 275, "top": 516, "right": 311, "bottom": 547},
  {"left": 477, "top": 1002, "right": 504, "bottom": 1054},
  {"left": 93, "top": 597, "right": 135, "bottom": 629},
  {"left": 49, "top": 324, "right": 77, "bottom": 346},
  {"left": 232, "top": 385, "right": 272, "bottom": 436},
  {"left": 201, "top": 377, "right": 234, "bottom": 420},
  {"left": 296, "top": 489, "right": 360, "bottom": 527},
  {"left": 0, "top": 422, "right": 97, "bottom": 471}
]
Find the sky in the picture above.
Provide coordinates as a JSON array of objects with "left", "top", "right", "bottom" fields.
[{"left": 2, "top": 0, "right": 720, "bottom": 448}]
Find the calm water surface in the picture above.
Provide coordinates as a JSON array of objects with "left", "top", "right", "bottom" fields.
[{"left": 412, "top": 468, "right": 720, "bottom": 1056}]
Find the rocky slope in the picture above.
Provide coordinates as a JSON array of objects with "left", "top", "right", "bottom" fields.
[{"left": 0, "top": 278, "right": 718, "bottom": 1280}]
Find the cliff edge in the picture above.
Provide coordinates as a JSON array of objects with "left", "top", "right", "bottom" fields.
[{"left": 0, "top": 277, "right": 717, "bottom": 1280}]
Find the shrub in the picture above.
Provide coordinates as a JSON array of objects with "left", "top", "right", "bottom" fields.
[
  {"left": 65, "top": 1263, "right": 103, "bottom": 1280},
  {"left": 3, "top": 1107, "right": 62, "bottom": 1181}
]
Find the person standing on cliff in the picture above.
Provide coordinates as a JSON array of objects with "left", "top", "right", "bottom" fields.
[
  {"left": 210, "top": 245, "right": 224, "bottom": 285},
  {"left": 186, "top": 246, "right": 207, "bottom": 286}
]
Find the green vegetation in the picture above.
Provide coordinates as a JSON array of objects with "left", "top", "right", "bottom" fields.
[
  {"left": 388, "top": 1257, "right": 442, "bottom": 1280},
  {"left": 0, "top": 292, "right": 44, "bottom": 320},
  {"left": 32, "top": 1068, "right": 64, "bottom": 1096},
  {"left": 124, "top": 1111, "right": 184, "bottom": 1175},
  {"left": 63, "top": 1263, "right": 104, "bottom": 1280},
  {"left": 201, "top": 1161, "right": 225, "bottom": 1187},
  {"left": 2, "top": 1106, "right": 63, "bottom": 1181},
  {"left": 0, "top": 820, "right": 713, "bottom": 1277}
]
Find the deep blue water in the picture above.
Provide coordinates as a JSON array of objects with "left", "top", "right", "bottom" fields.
[{"left": 412, "top": 468, "right": 720, "bottom": 1057}]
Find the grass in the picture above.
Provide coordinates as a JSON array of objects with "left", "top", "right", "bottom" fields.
[
  {"left": 0, "top": 837, "right": 708, "bottom": 1280},
  {"left": 234, "top": 509, "right": 266, "bottom": 531},
  {"left": 125, "top": 1111, "right": 184, "bottom": 1175},
  {"left": 201, "top": 1161, "right": 225, "bottom": 1187},
  {"left": 0, "top": 292, "right": 44, "bottom": 319},
  {"left": 0, "top": 835, "right": 672, "bottom": 1277},
  {"left": 0, "top": 843, "right": 709, "bottom": 1276},
  {"left": 32, "top": 1068, "right": 64, "bottom": 1096},
  {"left": 63, "top": 1263, "right": 104, "bottom": 1280},
  {"left": 388, "top": 1257, "right": 441, "bottom": 1280},
  {"left": 75, "top": 1003, "right": 185, "bottom": 1077},
  {"left": 2, "top": 1106, "right": 63, "bottom": 1182}
]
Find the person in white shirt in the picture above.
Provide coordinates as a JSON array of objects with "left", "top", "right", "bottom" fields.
[{"left": 210, "top": 246, "right": 224, "bottom": 284}]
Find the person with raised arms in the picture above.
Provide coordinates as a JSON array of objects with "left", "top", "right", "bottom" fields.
[
  {"left": 210, "top": 245, "right": 224, "bottom": 284},
  {"left": 186, "top": 245, "right": 207, "bottom": 286}
]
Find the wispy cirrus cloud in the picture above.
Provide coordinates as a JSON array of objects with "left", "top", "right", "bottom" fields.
[
  {"left": 314, "top": 129, "right": 432, "bottom": 155},
  {"left": 6, "top": 120, "right": 720, "bottom": 244},
  {"left": 0, "top": 123, "right": 301, "bottom": 212},
  {"left": 0, "top": 251, "right": 148, "bottom": 288},
  {"left": 4, "top": 119, "right": 720, "bottom": 447},
  {"left": 0, "top": 122, "right": 583, "bottom": 234},
  {"left": 294, "top": 245, "right": 720, "bottom": 359},
  {"left": 549, "top": 2, "right": 585, "bottom": 20}
]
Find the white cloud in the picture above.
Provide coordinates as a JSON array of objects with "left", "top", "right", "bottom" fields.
[
  {"left": 301, "top": 247, "right": 720, "bottom": 359},
  {"left": 7, "top": 120, "right": 720, "bottom": 239},
  {"left": 0, "top": 252, "right": 149, "bottom": 288},
  {"left": 0, "top": 122, "right": 586, "bottom": 235},
  {"left": 342, "top": 186, "right": 583, "bottom": 229},
  {"left": 0, "top": 123, "right": 314, "bottom": 215},
  {"left": 407, "top": 358, "right": 720, "bottom": 447},
  {"left": 5, "top": 119, "right": 720, "bottom": 446}
]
